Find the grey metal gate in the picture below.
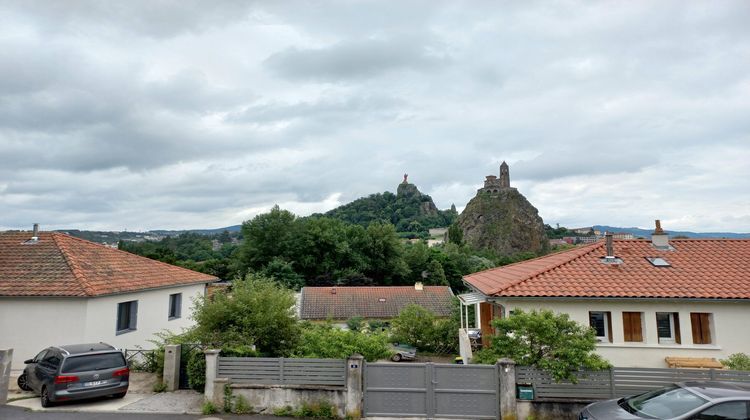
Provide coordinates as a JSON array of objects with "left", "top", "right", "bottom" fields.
[{"left": 364, "top": 362, "right": 499, "bottom": 419}]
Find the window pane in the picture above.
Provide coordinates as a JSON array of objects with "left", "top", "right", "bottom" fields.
[
  {"left": 117, "top": 302, "right": 130, "bottom": 331},
  {"left": 61, "top": 353, "right": 126, "bottom": 373},
  {"left": 695, "top": 401, "right": 748, "bottom": 419},
  {"left": 589, "top": 312, "right": 606, "bottom": 336},
  {"left": 656, "top": 313, "right": 672, "bottom": 338}
]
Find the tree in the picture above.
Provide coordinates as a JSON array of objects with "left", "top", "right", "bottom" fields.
[
  {"left": 390, "top": 303, "right": 459, "bottom": 354},
  {"left": 259, "top": 258, "right": 305, "bottom": 290},
  {"left": 472, "top": 309, "right": 610, "bottom": 381},
  {"left": 447, "top": 223, "right": 463, "bottom": 245},
  {"left": 239, "top": 205, "right": 299, "bottom": 272},
  {"left": 190, "top": 275, "right": 299, "bottom": 356}
]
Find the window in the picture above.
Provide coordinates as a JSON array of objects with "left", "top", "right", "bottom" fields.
[
  {"left": 656, "top": 312, "right": 681, "bottom": 344},
  {"left": 168, "top": 293, "right": 182, "bottom": 320},
  {"left": 623, "top": 312, "right": 644, "bottom": 342},
  {"left": 40, "top": 351, "right": 61, "bottom": 370},
  {"left": 116, "top": 300, "right": 138, "bottom": 334},
  {"left": 693, "top": 401, "right": 749, "bottom": 419},
  {"left": 589, "top": 311, "right": 612, "bottom": 343},
  {"left": 646, "top": 257, "right": 671, "bottom": 267},
  {"left": 691, "top": 313, "right": 713, "bottom": 344}
]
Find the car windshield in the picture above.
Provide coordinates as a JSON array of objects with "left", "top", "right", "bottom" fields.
[
  {"left": 61, "top": 353, "right": 126, "bottom": 373},
  {"left": 622, "top": 385, "right": 708, "bottom": 419}
]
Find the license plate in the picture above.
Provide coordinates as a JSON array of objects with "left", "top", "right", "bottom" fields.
[{"left": 84, "top": 380, "right": 106, "bottom": 387}]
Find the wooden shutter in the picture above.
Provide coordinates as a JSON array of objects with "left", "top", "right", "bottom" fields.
[
  {"left": 623, "top": 312, "right": 643, "bottom": 342},
  {"left": 606, "top": 312, "right": 613, "bottom": 343},
  {"left": 673, "top": 313, "right": 681, "bottom": 344},
  {"left": 691, "top": 313, "right": 712, "bottom": 344}
]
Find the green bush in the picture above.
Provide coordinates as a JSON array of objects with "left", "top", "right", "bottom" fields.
[
  {"left": 472, "top": 309, "right": 610, "bottom": 382},
  {"left": 152, "top": 382, "right": 167, "bottom": 393},
  {"left": 721, "top": 353, "right": 750, "bottom": 370},
  {"left": 186, "top": 351, "right": 206, "bottom": 392},
  {"left": 233, "top": 394, "right": 253, "bottom": 414},
  {"left": 346, "top": 316, "right": 364, "bottom": 331},
  {"left": 223, "top": 383, "right": 233, "bottom": 413},
  {"left": 202, "top": 401, "right": 218, "bottom": 415},
  {"left": 390, "top": 303, "right": 459, "bottom": 354},
  {"left": 273, "top": 405, "right": 295, "bottom": 416},
  {"left": 292, "top": 322, "right": 392, "bottom": 362},
  {"left": 296, "top": 400, "right": 337, "bottom": 418}
]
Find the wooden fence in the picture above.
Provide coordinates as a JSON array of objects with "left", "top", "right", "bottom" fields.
[
  {"left": 217, "top": 357, "right": 347, "bottom": 387},
  {"left": 516, "top": 366, "right": 750, "bottom": 400}
]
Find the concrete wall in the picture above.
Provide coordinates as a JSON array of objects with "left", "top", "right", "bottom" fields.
[
  {"left": 232, "top": 385, "right": 348, "bottom": 416},
  {"left": 517, "top": 400, "right": 591, "bottom": 420},
  {"left": 0, "top": 297, "right": 87, "bottom": 368},
  {"left": 0, "top": 283, "right": 206, "bottom": 372},
  {"left": 83, "top": 283, "right": 206, "bottom": 350},
  {"left": 495, "top": 298, "right": 750, "bottom": 367}
]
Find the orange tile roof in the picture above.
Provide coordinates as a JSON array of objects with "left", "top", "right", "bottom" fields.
[
  {"left": 464, "top": 239, "right": 750, "bottom": 299},
  {"left": 300, "top": 286, "right": 455, "bottom": 320},
  {"left": 0, "top": 231, "right": 217, "bottom": 297}
]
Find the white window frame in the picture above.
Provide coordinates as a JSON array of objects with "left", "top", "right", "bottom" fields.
[
  {"left": 168, "top": 293, "right": 182, "bottom": 320},
  {"left": 589, "top": 311, "right": 610, "bottom": 343},
  {"left": 656, "top": 312, "right": 676, "bottom": 344}
]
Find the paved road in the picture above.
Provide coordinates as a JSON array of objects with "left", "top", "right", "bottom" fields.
[{"left": 0, "top": 405, "right": 292, "bottom": 419}]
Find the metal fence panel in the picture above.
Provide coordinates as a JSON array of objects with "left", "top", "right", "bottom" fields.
[
  {"left": 217, "top": 357, "right": 346, "bottom": 387},
  {"left": 517, "top": 366, "right": 750, "bottom": 400},
  {"left": 364, "top": 362, "right": 498, "bottom": 419}
]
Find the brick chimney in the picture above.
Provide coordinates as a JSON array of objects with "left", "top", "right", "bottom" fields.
[
  {"left": 651, "top": 219, "right": 670, "bottom": 249},
  {"left": 31, "top": 223, "right": 39, "bottom": 241},
  {"left": 605, "top": 232, "right": 614, "bottom": 258},
  {"left": 414, "top": 282, "right": 424, "bottom": 291}
]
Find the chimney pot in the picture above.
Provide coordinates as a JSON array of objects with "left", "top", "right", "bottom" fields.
[
  {"left": 414, "top": 282, "right": 424, "bottom": 291},
  {"left": 651, "top": 219, "right": 671, "bottom": 249},
  {"left": 605, "top": 232, "right": 614, "bottom": 258},
  {"left": 32, "top": 223, "right": 39, "bottom": 240},
  {"left": 331, "top": 287, "right": 336, "bottom": 295}
]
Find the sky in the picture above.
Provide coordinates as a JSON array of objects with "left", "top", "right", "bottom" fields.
[{"left": 1, "top": 1, "right": 749, "bottom": 233}]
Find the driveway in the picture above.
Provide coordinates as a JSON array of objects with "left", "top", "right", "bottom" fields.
[{"left": 0, "top": 405, "right": 292, "bottom": 419}]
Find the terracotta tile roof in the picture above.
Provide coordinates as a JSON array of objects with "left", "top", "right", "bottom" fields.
[
  {"left": 300, "top": 286, "right": 455, "bottom": 320},
  {"left": 464, "top": 239, "right": 750, "bottom": 299},
  {"left": 0, "top": 231, "right": 217, "bottom": 297}
]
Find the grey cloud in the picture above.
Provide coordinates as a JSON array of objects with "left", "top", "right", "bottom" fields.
[{"left": 264, "top": 37, "right": 450, "bottom": 81}]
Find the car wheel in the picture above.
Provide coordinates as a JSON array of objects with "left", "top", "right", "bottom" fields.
[
  {"left": 40, "top": 386, "right": 54, "bottom": 408},
  {"left": 392, "top": 353, "right": 403, "bottom": 362},
  {"left": 17, "top": 373, "right": 32, "bottom": 391},
  {"left": 112, "top": 392, "right": 127, "bottom": 399}
]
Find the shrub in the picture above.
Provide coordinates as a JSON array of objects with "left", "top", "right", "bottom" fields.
[
  {"left": 233, "top": 394, "right": 253, "bottom": 414},
  {"left": 201, "top": 401, "right": 218, "bottom": 415},
  {"left": 390, "top": 303, "right": 459, "bottom": 354},
  {"left": 722, "top": 353, "right": 750, "bottom": 371},
  {"left": 223, "top": 383, "right": 232, "bottom": 413},
  {"left": 273, "top": 405, "right": 295, "bottom": 416},
  {"left": 186, "top": 351, "right": 206, "bottom": 392},
  {"left": 346, "top": 316, "right": 364, "bottom": 331},
  {"left": 296, "top": 400, "right": 337, "bottom": 418},
  {"left": 292, "top": 322, "right": 392, "bottom": 362},
  {"left": 472, "top": 309, "right": 610, "bottom": 382},
  {"left": 152, "top": 382, "right": 167, "bottom": 393}
]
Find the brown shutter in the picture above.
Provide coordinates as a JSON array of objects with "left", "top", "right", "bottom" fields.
[
  {"left": 632, "top": 313, "right": 643, "bottom": 342},
  {"left": 691, "top": 313, "right": 702, "bottom": 344},
  {"left": 622, "top": 312, "right": 632, "bottom": 341},
  {"left": 699, "top": 313, "right": 711, "bottom": 344},
  {"left": 623, "top": 312, "right": 643, "bottom": 342},
  {"left": 606, "top": 311, "right": 613, "bottom": 343},
  {"left": 673, "top": 313, "right": 681, "bottom": 344}
]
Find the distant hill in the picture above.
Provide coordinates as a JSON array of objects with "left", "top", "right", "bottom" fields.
[
  {"left": 149, "top": 225, "right": 242, "bottom": 236},
  {"left": 593, "top": 225, "right": 750, "bottom": 239},
  {"left": 323, "top": 181, "right": 457, "bottom": 234}
]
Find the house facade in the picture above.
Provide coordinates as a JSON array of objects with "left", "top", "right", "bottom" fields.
[
  {"left": 460, "top": 223, "right": 750, "bottom": 368},
  {"left": 299, "top": 283, "right": 454, "bottom": 328},
  {"left": 0, "top": 229, "right": 217, "bottom": 368}
]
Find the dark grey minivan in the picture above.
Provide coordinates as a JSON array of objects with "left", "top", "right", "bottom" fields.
[{"left": 17, "top": 343, "right": 129, "bottom": 407}]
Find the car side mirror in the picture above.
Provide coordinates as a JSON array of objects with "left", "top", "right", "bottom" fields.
[{"left": 24, "top": 359, "right": 34, "bottom": 364}]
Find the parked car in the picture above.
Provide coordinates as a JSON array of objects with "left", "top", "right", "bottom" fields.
[
  {"left": 17, "top": 343, "right": 129, "bottom": 407},
  {"left": 390, "top": 343, "right": 417, "bottom": 362},
  {"left": 579, "top": 381, "right": 750, "bottom": 420}
]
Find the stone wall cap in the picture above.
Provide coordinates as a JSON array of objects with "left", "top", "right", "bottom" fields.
[
  {"left": 497, "top": 358, "right": 516, "bottom": 365},
  {"left": 348, "top": 354, "right": 365, "bottom": 360},
  {"left": 204, "top": 349, "right": 222, "bottom": 355}
]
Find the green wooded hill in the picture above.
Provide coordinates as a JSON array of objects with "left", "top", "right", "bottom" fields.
[{"left": 323, "top": 182, "right": 458, "bottom": 235}]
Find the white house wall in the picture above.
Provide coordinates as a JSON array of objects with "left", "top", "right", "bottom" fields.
[
  {"left": 496, "top": 298, "right": 750, "bottom": 368},
  {"left": 0, "top": 297, "right": 87, "bottom": 369},
  {"left": 83, "top": 283, "right": 206, "bottom": 351}
]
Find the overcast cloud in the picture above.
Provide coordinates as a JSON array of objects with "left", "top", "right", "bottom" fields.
[{"left": 1, "top": 1, "right": 749, "bottom": 232}]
